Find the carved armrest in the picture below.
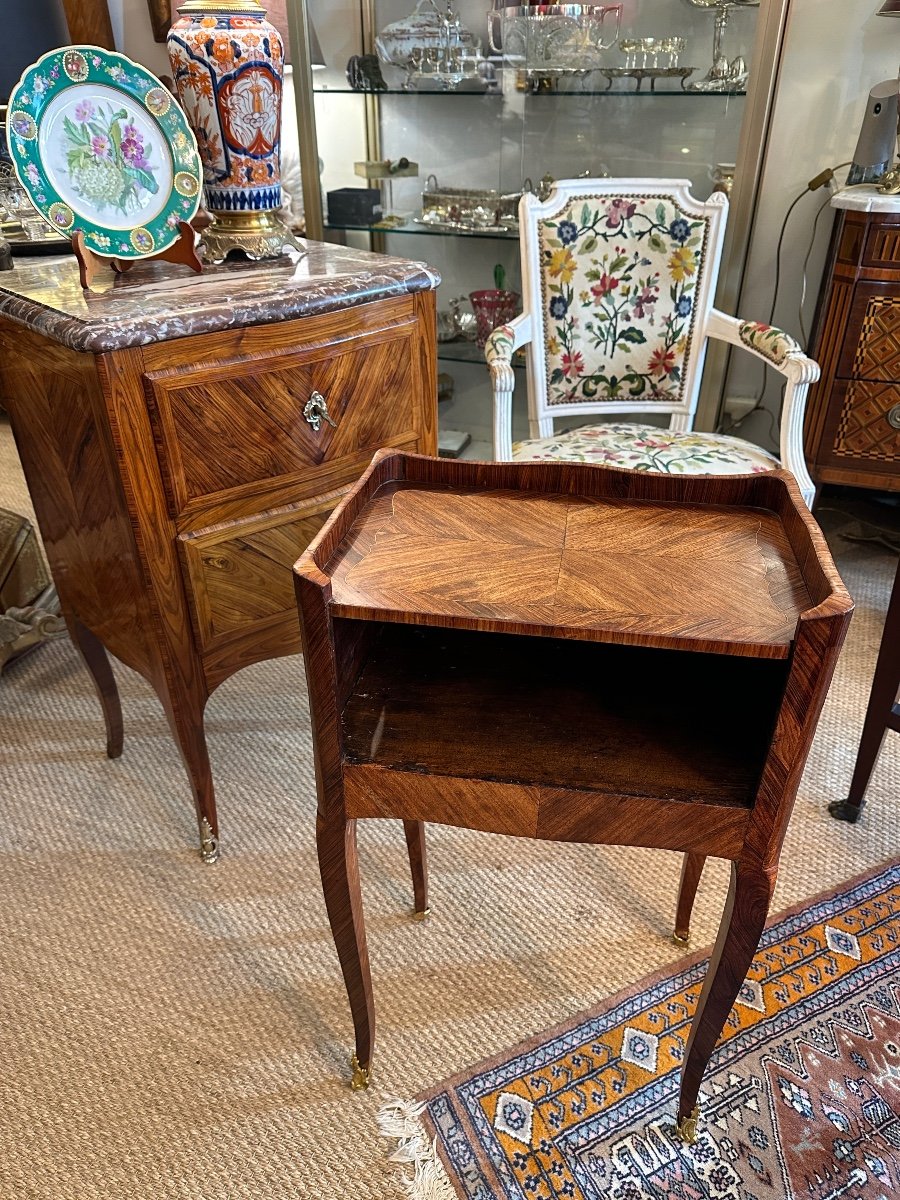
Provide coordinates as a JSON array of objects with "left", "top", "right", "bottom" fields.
[
  {"left": 485, "top": 314, "right": 533, "bottom": 391},
  {"left": 706, "top": 310, "right": 819, "bottom": 384}
]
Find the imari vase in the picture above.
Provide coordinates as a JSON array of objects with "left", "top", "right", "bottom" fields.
[{"left": 167, "top": 0, "right": 293, "bottom": 259}]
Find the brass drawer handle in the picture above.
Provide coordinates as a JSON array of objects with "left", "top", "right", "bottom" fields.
[
  {"left": 888, "top": 403, "right": 900, "bottom": 431},
  {"left": 303, "top": 391, "right": 338, "bottom": 432}
]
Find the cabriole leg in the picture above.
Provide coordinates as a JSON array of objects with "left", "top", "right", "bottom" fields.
[
  {"left": 66, "top": 617, "right": 123, "bottom": 760},
  {"left": 403, "top": 820, "right": 430, "bottom": 918},
  {"left": 674, "top": 853, "right": 706, "bottom": 946},
  {"left": 317, "top": 814, "right": 375, "bottom": 1089},
  {"left": 676, "top": 859, "right": 775, "bottom": 1142},
  {"left": 160, "top": 691, "right": 219, "bottom": 863}
]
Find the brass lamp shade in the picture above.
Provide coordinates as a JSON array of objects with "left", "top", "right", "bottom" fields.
[{"left": 878, "top": 0, "right": 900, "bottom": 14}]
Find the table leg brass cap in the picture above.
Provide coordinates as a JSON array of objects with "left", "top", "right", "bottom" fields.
[
  {"left": 199, "top": 819, "right": 220, "bottom": 865},
  {"left": 350, "top": 1054, "right": 372, "bottom": 1090},
  {"left": 412, "top": 907, "right": 432, "bottom": 922},
  {"left": 675, "top": 1105, "right": 700, "bottom": 1145},
  {"left": 672, "top": 932, "right": 690, "bottom": 946}
]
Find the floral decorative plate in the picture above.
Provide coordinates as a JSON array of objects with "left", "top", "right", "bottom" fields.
[{"left": 6, "top": 46, "right": 202, "bottom": 259}]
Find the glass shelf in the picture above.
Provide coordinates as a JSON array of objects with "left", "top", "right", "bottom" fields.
[
  {"left": 437, "top": 341, "right": 526, "bottom": 368},
  {"left": 314, "top": 85, "right": 746, "bottom": 98},
  {"left": 325, "top": 220, "right": 518, "bottom": 240}
]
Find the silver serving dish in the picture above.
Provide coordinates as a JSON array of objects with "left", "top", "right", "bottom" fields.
[
  {"left": 375, "top": 0, "right": 476, "bottom": 70},
  {"left": 418, "top": 175, "right": 527, "bottom": 232}
]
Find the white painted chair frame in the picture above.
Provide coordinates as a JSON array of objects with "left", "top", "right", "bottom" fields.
[{"left": 487, "top": 179, "right": 820, "bottom": 507}]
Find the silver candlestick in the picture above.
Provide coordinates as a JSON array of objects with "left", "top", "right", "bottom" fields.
[{"left": 683, "top": 0, "right": 758, "bottom": 93}]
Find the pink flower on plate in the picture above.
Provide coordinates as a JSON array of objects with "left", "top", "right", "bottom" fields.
[
  {"left": 75, "top": 100, "right": 94, "bottom": 123},
  {"left": 122, "top": 135, "right": 148, "bottom": 169},
  {"left": 91, "top": 134, "right": 110, "bottom": 158}
]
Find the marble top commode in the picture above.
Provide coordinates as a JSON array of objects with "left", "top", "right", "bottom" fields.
[
  {"left": 0, "top": 241, "right": 441, "bottom": 355},
  {"left": 831, "top": 185, "right": 900, "bottom": 214}
]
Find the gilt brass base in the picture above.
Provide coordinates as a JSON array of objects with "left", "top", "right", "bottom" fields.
[
  {"left": 350, "top": 1053, "right": 371, "bottom": 1090},
  {"left": 412, "top": 907, "right": 432, "bottom": 922},
  {"left": 675, "top": 1105, "right": 700, "bottom": 1145},
  {"left": 201, "top": 210, "right": 300, "bottom": 263},
  {"left": 199, "top": 818, "right": 220, "bottom": 865},
  {"left": 672, "top": 932, "right": 690, "bottom": 946}
]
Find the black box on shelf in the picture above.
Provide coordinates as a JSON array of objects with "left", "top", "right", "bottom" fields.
[{"left": 327, "top": 188, "right": 383, "bottom": 227}]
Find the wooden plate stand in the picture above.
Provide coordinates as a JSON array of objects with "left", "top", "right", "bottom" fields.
[{"left": 72, "top": 222, "right": 203, "bottom": 291}]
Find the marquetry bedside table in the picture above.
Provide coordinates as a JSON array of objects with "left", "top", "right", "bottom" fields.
[{"left": 294, "top": 451, "right": 852, "bottom": 1141}]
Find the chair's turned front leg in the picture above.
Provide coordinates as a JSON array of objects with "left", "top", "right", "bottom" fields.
[
  {"left": 403, "top": 820, "right": 430, "bottom": 919},
  {"left": 676, "top": 859, "right": 775, "bottom": 1142},
  {"left": 673, "top": 853, "right": 706, "bottom": 946},
  {"left": 316, "top": 814, "right": 375, "bottom": 1089}
]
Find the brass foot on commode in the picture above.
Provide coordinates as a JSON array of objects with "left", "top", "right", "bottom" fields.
[
  {"left": 675, "top": 1105, "right": 700, "bottom": 1145},
  {"left": 199, "top": 818, "right": 220, "bottom": 865},
  {"left": 672, "top": 931, "right": 690, "bottom": 947},
  {"left": 350, "top": 1054, "right": 372, "bottom": 1091},
  {"left": 412, "top": 907, "right": 432, "bottom": 922}
]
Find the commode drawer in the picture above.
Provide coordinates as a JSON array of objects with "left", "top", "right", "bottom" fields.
[
  {"left": 839, "top": 286, "right": 900, "bottom": 381},
  {"left": 178, "top": 489, "right": 348, "bottom": 679},
  {"left": 142, "top": 298, "right": 424, "bottom": 524},
  {"left": 822, "top": 378, "right": 900, "bottom": 471}
]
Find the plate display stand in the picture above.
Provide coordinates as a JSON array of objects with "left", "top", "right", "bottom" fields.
[{"left": 72, "top": 220, "right": 202, "bottom": 290}]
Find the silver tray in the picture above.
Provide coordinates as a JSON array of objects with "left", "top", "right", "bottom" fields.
[
  {"left": 599, "top": 66, "right": 695, "bottom": 91},
  {"left": 420, "top": 179, "right": 524, "bottom": 232}
]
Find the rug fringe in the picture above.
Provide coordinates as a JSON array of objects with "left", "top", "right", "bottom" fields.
[{"left": 377, "top": 1098, "right": 455, "bottom": 1199}]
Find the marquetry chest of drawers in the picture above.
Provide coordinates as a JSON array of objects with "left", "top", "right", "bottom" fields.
[
  {"left": 0, "top": 243, "right": 438, "bottom": 859},
  {"left": 805, "top": 194, "right": 900, "bottom": 493}
]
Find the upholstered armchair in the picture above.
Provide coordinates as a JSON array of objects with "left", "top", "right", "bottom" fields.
[{"left": 486, "top": 179, "right": 819, "bottom": 506}]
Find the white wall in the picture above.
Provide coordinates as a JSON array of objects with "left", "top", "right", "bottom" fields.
[
  {"left": 109, "top": 0, "right": 169, "bottom": 74},
  {"left": 728, "top": 0, "right": 900, "bottom": 447}
]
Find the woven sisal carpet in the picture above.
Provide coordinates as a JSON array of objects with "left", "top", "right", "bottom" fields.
[{"left": 0, "top": 418, "right": 898, "bottom": 1199}]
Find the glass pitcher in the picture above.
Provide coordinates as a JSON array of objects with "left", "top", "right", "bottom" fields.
[{"left": 490, "top": 4, "right": 622, "bottom": 69}]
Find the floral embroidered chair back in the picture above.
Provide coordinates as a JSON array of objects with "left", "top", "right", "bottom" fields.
[{"left": 523, "top": 181, "right": 728, "bottom": 424}]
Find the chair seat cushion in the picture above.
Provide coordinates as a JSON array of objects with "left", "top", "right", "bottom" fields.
[{"left": 512, "top": 422, "right": 780, "bottom": 475}]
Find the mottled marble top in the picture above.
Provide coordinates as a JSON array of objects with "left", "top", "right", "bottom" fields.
[
  {"left": 832, "top": 185, "right": 900, "bottom": 214},
  {"left": 0, "top": 241, "right": 440, "bottom": 354}
]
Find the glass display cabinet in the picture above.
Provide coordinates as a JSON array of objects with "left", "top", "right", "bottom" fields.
[{"left": 285, "top": 0, "right": 789, "bottom": 456}]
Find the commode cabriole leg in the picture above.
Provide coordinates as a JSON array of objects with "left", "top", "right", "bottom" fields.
[
  {"left": 675, "top": 859, "right": 775, "bottom": 1143},
  {"left": 403, "top": 820, "right": 430, "bottom": 918},
  {"left": 159, "top": 688, "right": 220, "bottom": 864},
  {"left": 673, "top": 853, "right": 706, "bottom": 945},
  {"left": 65, "top": 616, "right": 124, "bottom": 760},
  {"left": 317, "top": 813, "right": 375, "bottom": 1090}
]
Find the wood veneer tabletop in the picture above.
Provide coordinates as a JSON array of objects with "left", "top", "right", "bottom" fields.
[{"left": 326, "top": 482, "right": 813, "bottom": 658}]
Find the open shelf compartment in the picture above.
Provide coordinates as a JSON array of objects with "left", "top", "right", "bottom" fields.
[{"left": 339, "top": 621, "right": 788, "bottom": 808}]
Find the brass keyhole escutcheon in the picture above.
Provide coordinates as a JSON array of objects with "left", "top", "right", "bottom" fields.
[
  {"left": 303, "top": 391, "right": 338, "bottom": 432},
  {"left": 887, "top": 403, "right": 900, "bottom": 431}
]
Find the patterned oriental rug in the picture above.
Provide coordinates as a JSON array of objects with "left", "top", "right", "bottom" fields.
[{"left": 380, "top": 861, "right": 900, "bottom": 1200}]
